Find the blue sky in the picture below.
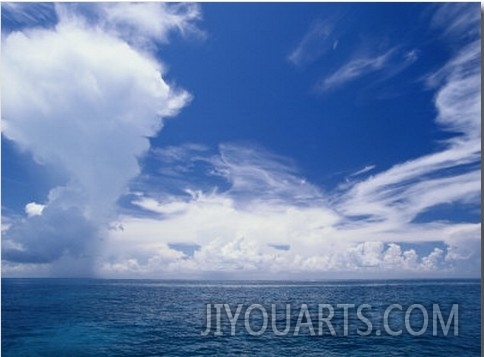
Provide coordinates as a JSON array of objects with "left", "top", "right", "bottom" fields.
[{"left": 1, "top": 2, "right": 481, "bottom": 278}]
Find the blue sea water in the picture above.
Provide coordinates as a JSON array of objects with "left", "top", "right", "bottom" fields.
[{"left": 2, "top": 279, "right": 480, "bottom": 356}]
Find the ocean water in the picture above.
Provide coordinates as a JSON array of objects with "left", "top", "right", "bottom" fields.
[{"left": 2, "top": 279, "right": 480, "bottom": 356}]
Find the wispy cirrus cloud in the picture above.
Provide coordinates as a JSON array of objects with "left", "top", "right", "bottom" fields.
[
  {"left": 1, "top": 3, "right": 57, "bottom": 29},
  {"left": 428, "top": 41, "right": 481, "bottom": 141},
  {"left": 338, "top": 38, "right": 480, "bottom": 226},
  {"left": 288, "top": 20, "right": 337, "bottom": 67},
  {"left": 55, "top": 2, "right": 205, "bottom": 49},
  {"left": 348, "top": 165, "right": 376, "bottom": 178},
  {"left": 430, "top": 2, "right": 481, "bottom": 40},
  {"left": 288, "top": 12, "right": 421, "bottom": 94},
  {"left": 317, "top": 49, "right": 395, "bottom": 91}
]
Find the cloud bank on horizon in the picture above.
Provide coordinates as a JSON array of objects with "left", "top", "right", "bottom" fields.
[{"left": 1, "top": 3, "right": 481, "bottom": 279}]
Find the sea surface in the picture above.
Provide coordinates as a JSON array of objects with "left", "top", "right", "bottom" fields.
[{"left": 2, "top": 279, "right": 481, "bottom": 356}]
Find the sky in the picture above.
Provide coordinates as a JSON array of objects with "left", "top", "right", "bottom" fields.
[{"left": 1, "top": 2, "right": 481, "bottom": 279}]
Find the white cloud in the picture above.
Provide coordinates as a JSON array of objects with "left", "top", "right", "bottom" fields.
[
  {"left": 100, "top": 199, "right": 461, "bottom": 278},
  {"left": 421, "top": 248, "right": 444, "bottom": 271},
  {"left": 288, "top": 21, "right": 335, "bottom": 66},
  {"left": 430, "top": 3, "right": 481, "bottom": 40},
  {"left": 2, "top": 3, "right": 198, "bottom": 270},
  {"left": 338, "top": 39, "right": 481, "bottom": 225},
  {"left": 2, "top": 14, "right": 189, "bottom": 221},
  {"left": 433, "top": 41, "right": 481, "bottom": 140},
  {"left": 318, "top": 50, "right": 394, "bottom": 91},
  {"left": 100, "top": 2, "right": 204, "bottom": 45},
  {"left": 97, "top": 130, "right": 479, "bottom": 278},
  {"left": 3, "top": 23, "right": 190, "bottom": 219},
  {"left": 25, "top": 202, "right": 45, "bottom": 217},
  {"left": 2, "top": 4, "right": 480, "bottom": 278},
  {"left": 348, "top": 165, "right": 375, "bottom": 178},
  {"left": 213, "top": 144, "right": 324, "bottom": 204},
  {"left": 95, "top": 25, "right": 481, "bottom": 278},
  {"left": 151, "top": 143, "right": 210, "bottom": 164},
  {"left": 53, "top": 3, "right": 205, "bottom": 49}
]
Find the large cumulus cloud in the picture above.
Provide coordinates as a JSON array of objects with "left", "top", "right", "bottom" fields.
[{"left": 1, "top": 3, "right": 200, "bottom": 273}]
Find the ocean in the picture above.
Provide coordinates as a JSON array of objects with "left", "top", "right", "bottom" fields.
[{"left": 2, "top": 279, "right": 480, "bottom": 356}]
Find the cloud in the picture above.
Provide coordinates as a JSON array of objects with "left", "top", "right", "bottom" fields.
[
  {"left": 430, "top": 3, "right": 481, "bottom": 40},
  {"left": 288, "top": 21, "right": 335, "bottom": 66},
  {"left": 432, "top": 41, "right": 481, "bottom": 140},
  {"left": 151, "top": 143, "right": 210, "bottom": 164},
  {"left": 318, "top": 50, "right": 394, "bottom": 91},
  {"left": 1, "top": 3, "right": 57, "bottom": 29},
  {"left": 1, "top": 3, "right": 199, "bottom": 271},
  {"left": 101, "top": 3, "right": 204, "bottom": 44},
  {"left": 99, "top": 119, "right": 479, "bottom": 279},
  {"left": 101, "top": 192, "right": 466, "bottom": 279},
  {"left": 2, "top": 3, "right": 480, "bottom": 278},
  {"left": 213, "top": 144, "right": 324, "bottom": 204},
  {"left": 404, "top": 49, "right": 419, "bottom": 64},
  {"left": 55, "top": 3, "right": 205, "bottom": 49},
  {"left": 25, "top": 202, "right": 45, "bottom": 217},
  {"left": 96, "top": 20, "right": 480, "bottom": 278},
  {"left": 331, "top": 34, "right": 481, "bottom": 273},
  {"left": 3, "top": 206, "right": 96, "bottom": 265},
  {"left": 348, "top": 165, "right": 376, "bottom": 178}
]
